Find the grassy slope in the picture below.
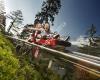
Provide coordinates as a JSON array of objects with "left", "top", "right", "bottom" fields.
[{"left": 0, "top": 32, "right": 61, "bottom": 80}]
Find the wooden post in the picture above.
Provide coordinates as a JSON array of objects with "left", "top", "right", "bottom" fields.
[{"left": 48, "top": 59, "right": 53, "bottom": 69}]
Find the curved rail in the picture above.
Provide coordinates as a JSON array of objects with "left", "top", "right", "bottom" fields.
[{"left": 6, "top": 36, "right": 100, "bottom": 77}]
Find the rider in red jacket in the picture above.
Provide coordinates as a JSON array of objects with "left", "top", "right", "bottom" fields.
[
  {"left": 28, "top": 21, "right": 43, "bottom": 58},
  {"left": 38, "top": 22, "right": 57, "bottom": 47}
]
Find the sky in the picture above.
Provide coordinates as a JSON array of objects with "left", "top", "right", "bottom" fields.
[{"left": 4, "top": 0, "right": 100, "bottom": 40}]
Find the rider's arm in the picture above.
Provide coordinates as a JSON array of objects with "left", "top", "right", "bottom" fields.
[{"left": 28, "top": 27, "right": 44, "bottom": 31}]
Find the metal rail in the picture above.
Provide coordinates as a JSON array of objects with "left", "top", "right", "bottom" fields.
[
  {"left": 6, "top": 36, "right": 100, "bottom": 77},
  {"left": 72, "top": 51, "right": 100, "bottom": 61},
  {"left": 69, "top": 52, "right": 100, "bottom": 64}
]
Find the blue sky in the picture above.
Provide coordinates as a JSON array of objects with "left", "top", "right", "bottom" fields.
[
  {"left": 5, "top": 0, "right": 43, "bottom": 24},
  {"left": 5, "top": 0, "right": 100, "bottom": 40}
]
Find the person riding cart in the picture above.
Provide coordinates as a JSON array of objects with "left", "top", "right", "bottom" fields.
[
  {"left": 28, "top": 22, "right": 71, "bottom": 47},
  {"left": 27, "top": 21, "right": 71, "bottom": 58}
]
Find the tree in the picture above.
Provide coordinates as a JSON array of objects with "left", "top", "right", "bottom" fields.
[
  {"left": 0, "top": 32, "right": 19, "bottom": 80},
  {"left": 0, "top": 0, "right": 5, "bottom": 15},
  {"left": 0, "top": 0, "right": 6, "bottom": 32},
  {"left": 35, "top": 0, "right": 61, "bottom": 25},
  {"left": 86, "top": 24, "right": 96, "bottom": 46},
  {"left": 7, "top": 10, "right": 23, "bottom": 33},
  {"left": 0, "top": 23, "right": 5, "bottom": 32}
]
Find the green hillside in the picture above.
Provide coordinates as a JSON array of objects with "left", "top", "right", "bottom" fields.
[{"left": 0, "top": 32, "right": 61, "bottom": 80}]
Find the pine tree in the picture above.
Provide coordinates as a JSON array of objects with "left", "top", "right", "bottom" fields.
[
  {"left": 86, "top": 24, "right": 96, "bottom": 46},
  {"left": 35, "top": 0, "right": 61, "bottom": 25},
  {"left": 7, "top": 10, "right": 23, "bottom": 33},
  {"left": 0, "top": 0, "right": 6, "bottom": 32}
]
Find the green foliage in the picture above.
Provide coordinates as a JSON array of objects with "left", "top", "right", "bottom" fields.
[
  {"left": 16, "top": 50, "right": 62, "bottom": 80},
  {"left": 16, "top": 65, "right": 43, "bottom": 80},
  {"left": 35, "top": 0, "right": 61, "bottom": 25},
  {"left": 7, "top": 10, "right": 23, "bottom": 33},
  {"left": 33, "top": 60, "right": 61, "bottom": 80},
  {"left": 0, "top": 32, "right": 19, "bottom": 80},
  {"left": 0, "top": 32, "right": 62, "bottom": 80},
  {"left": 0, "top": 33, "right": 43, "bottom": 80}
]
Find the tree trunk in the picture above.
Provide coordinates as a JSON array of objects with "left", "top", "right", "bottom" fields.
[{"left": 7, "top": 19, "right": 16, "bottom": 33}]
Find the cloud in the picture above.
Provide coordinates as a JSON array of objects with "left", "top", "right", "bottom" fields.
[{"left": 71, "top": 35, "right": 89, "bottom": 47}]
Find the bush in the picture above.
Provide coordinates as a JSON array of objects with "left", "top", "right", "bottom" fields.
[
  {"left": 0, "top": 32, "right": 19, "bottom": 80},
  {"left": 0, "top": 32, "right": 61, "bottom": 80}
]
